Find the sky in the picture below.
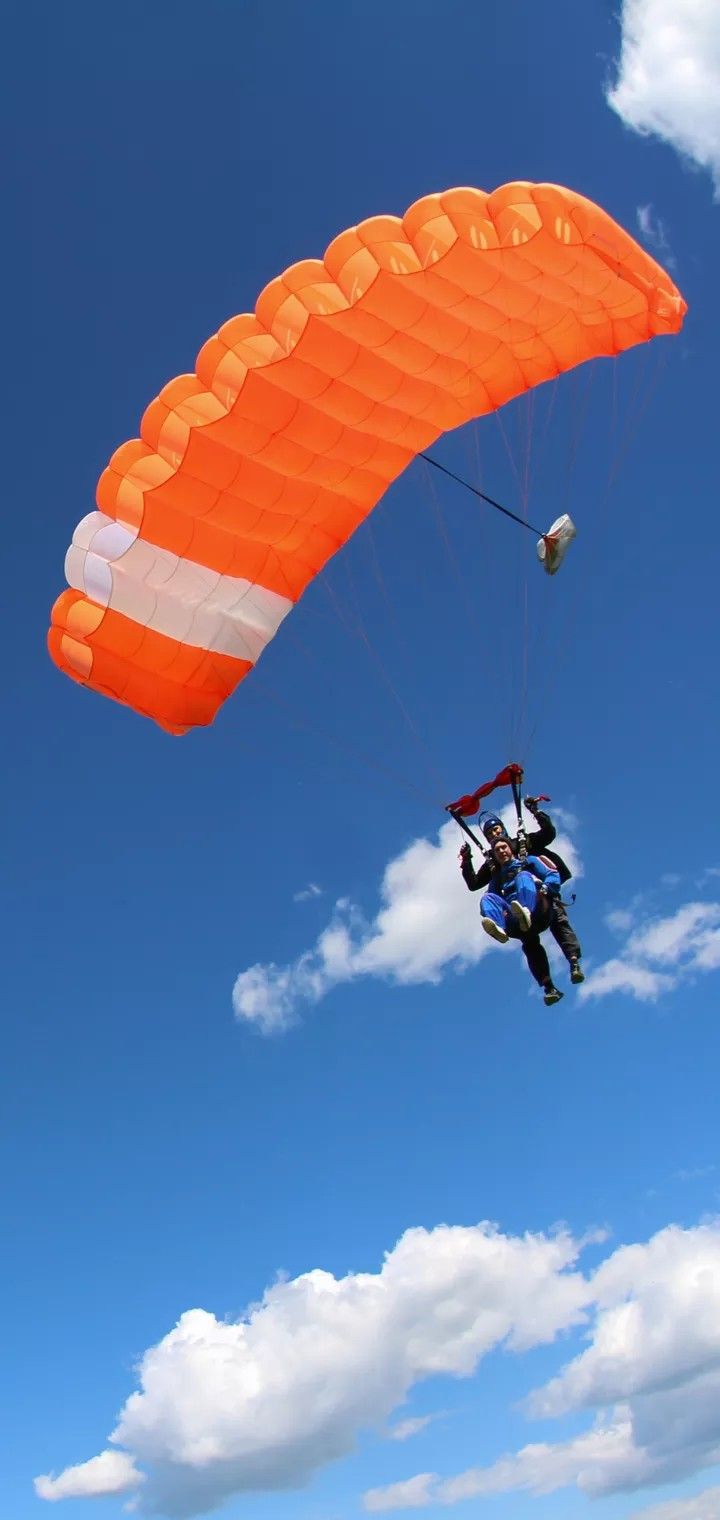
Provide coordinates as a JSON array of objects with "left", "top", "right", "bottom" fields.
[{"left": 3, "top": 2, "right": 720, "bottom": 1519}]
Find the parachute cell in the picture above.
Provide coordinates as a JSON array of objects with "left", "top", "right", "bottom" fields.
[{"left": 48, "top": 182, "right": 686, "bottom": 733}]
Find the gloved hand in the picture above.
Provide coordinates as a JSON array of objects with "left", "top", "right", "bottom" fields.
[
  {"left": 523, "top": 795, "right": 539, "bottom": 815},
  {"left": 459, "top": 842, "right": 472, "bottom": 864}
]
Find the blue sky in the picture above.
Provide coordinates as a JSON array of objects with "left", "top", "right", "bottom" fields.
[{"left": 4, "top": 3, "right": 720, "bottom": 1519}]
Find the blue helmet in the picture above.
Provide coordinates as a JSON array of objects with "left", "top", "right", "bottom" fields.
[{"left": 479, "top": 812, "right": 509, "bottom": 841}]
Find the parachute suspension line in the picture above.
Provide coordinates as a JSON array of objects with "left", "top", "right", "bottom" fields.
[
  {"left": 451, "top": 422, "right": 516, "bottom": 762},
  {"left": 522, "top": 348, "right": 668, "bottom": 761},
  {"left": 420, "top": 443, "right": 544, "bottom": 764},
  {"left": 247, "top": 676, "right": 443, "bottom": 809},
  {"left": 363, "top": 508, "right": 456, "bottom": 789},
  {"left": 316, "top": 548, "right": 448, "bottom": 796},
  {"left": 340, "top": 548, "right": 448, "bottom": 793},
  {"left": 466, "top": 413, "right": 485, "bottom": 496},
  {"left": 419, "top": 458, "right": 488, "bottom": 648},
  {"left": 518, "top": 365, "right": 595, "bottom": 758},
  {"left": 533, "top": 375, "right": 560, "bottom": 478},
  {"left": 492, "top": 389, "right": 537, "bottom": 762},
  {"left": 607, "top": 348, "right": 669, "bottom": 489},
  {"left": 494, "top": 398, "right": 527, "bottom": 505},
  {"left": 419, "top": 452, "right": 523, "bottom": 774},
  {"left": 267, "top": 569, "right": 446, "bottom": 803},
  {"left": 517, "top": 389, "right": 536, "bottom": 760},
  {"left": 419, "top": 453, "right": 546, "bottom": 538},
  {"left": 563, "top": 360, "right": 598, "bottom": 514}
]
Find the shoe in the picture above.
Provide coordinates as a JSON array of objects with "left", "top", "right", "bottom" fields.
[
  {"left": 543, "top": 984, "right": 564, "bottom": 1006},
  {"left": 510, "top": 899, "right": 532, "bottom": 932},
  {"left": 481, "top": 916, "right": 509, "bottom": 944},
  {"left": 569, "top": 960, "right": 585, "bottom": 985}
]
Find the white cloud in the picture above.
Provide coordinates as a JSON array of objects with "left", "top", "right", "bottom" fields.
[
  {"left": 233, "top": 809, "right": 582, "bottom": 1033},
  {"left": 629, "top": 903, "right": 720, "bottom": 963},
  {"left": 630, "top": 1485, "right": 720, "bottom": 1520},
  {"left": 637, "top": 204, "right": 677, "bottom": 267},
  {"left": 36, "top": 1219, "right": 720, "bottom": 1519},
  {"left": 693, "top": 928, "right": 720, "bottom": 970},
  {"left": 388, "top": 1416, "right": 440, "bottom": 1443},
  {"left": 607, "top": 0, "right": 720, "bottom": 192},
  {"left": 607, "top": 907, "right": 634, "bottom": 934},
  {"left": 363, "top": 1222, "right": 720, "bottom": 1514},
  {"left": 34, "top": 1221, "right": 590, "bottom": 1518},
  {"left": 581, "top": 958, "right": 675, "bottom": 1001},
  {"left": 582, "top": 900, "right": 720, "bottom": 1002},
  {"left": 365, "top": 1474, "right": 436, "bottom": 1511},
  {"left": 34, "top": 1450, "right": 143, "bottom": 1501},
  {"left": 293, "top": 883, "right": 323, "bottom": 903},
  {"left": 365, "top": 1417, "right": 647, "bottom": 1509},
  {"left": 528, "top": 1222, "right": 720, "bottom": 1416}
]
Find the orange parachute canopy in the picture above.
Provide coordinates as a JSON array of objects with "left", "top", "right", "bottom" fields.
[{"left": 49, "top": 182, "right": 686, "bottom": 734}]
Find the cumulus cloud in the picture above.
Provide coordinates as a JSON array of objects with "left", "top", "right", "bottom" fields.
[
  {"left": 363, "top": 1222, "right": 720, "bottom": 1514},
  {"left": 582, "top": 900, "right": 720, "bottom": 1002},
  {"left": 233, "top": 809, "right": 582, "bottom": 1033},
  {"left": 527, "top": 1222, "right": 720, "bottom": 1417},
  {"left": 630, "top": 1486, "right": 720, "bottom": 1520},
  {"left": 35, "top": 1219, "right": 720, "bottom": 1519},
  {"left": 35, "top": 1450, "right": 143, "bottom": 1501},
  {"left": 607, "top": 0, "right": 720, "bottom": 192},
  {"left": 35, "top": 1222, "right": 590, "bottom": 1517}
]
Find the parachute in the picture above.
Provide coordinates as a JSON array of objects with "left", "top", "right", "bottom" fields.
[{"left": 48, "top": 182, "right": 686, "bottom": 734}]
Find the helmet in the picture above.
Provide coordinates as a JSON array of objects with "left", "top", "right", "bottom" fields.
[{"left": 479, "top": 812, "right": 509, "bottom": 842}]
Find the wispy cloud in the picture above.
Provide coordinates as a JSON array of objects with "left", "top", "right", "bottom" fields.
[
  {"left": 673, "top": 1165, "right": 716, "bottom": 1184},
  {"left": 607, "top": 0, "right": 720, "bottom": 194},
  {"left": 629, "top": 1485, "right": 720, "bottom": 1520},
  {"left": 637, "top": 204, "right": 677, "bottom": 268},
  {"left": 364, "top": 1419, "right": 643, "bottom": 1510},
  {"left": 293, "top": 883, "right": 323, "bottom": 903},
  {"left": 387, "top": 1415, "right": 443, "bottom": 1443},
  {"left": 582, "top": 900, "right": 720, "bottom": 1002},
  {"left": 233, "top": 811, "right": 582, "bottom": 1034}
]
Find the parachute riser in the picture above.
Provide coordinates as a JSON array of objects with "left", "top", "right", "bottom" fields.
[
  {"left": 510, "top": 775, "right": 528, "bottom": 862},
  {"left": 447, "top": 808, "right": 485, "bottom": 852}
]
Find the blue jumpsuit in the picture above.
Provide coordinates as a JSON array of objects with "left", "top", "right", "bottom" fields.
[{"left": 480, "top": 855, "right": 561, "bottom": 934}]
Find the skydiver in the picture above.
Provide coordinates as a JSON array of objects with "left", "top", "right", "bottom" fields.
[
  {"left": 469, "top": 797, "right": 561, "bottom": 879},
  {"left": 474, "top": 837, "right": 565, "bottom": 1004},
  {"left": 459, "top": 802, "right": 584, "bottom": 1002}
]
